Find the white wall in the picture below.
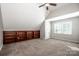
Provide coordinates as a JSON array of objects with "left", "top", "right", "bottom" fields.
[
  {"left": 40, "top": 21, "right": 45, "bottom": 39},
  {"left": 45, "top": 21, "right": 51, "bottom": 39},
  {"left": 51, "top": 17, "right": 79, "bottom": 43},
  {"left": 1, "top": 3, "right": 45, "bottom": 31},
  {"left": 40, "top": 21, "right": 51, "bottom": 39},
  {"left": 0, "top": 7, "right": 3, "bottom": 50}
]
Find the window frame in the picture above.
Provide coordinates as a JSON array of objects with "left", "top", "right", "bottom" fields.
[{"left": 53, "top": 21, "right": 72, "bottom": 35}]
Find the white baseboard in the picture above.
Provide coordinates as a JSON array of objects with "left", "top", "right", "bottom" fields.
[
  {"left": 52, "top": 38, "right": 79, "bottom": 44},
  {"left": 0, "top": 44, "right": 3, "bottom": 51}
]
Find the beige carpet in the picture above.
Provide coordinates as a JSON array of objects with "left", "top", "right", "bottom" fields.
[{"left": 0, "top": 39, "right": 79, "bottom": 56}]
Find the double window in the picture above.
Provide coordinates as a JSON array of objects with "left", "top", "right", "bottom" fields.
[{"left": 54, "top": 21, "right": 72, "bottom": 34}]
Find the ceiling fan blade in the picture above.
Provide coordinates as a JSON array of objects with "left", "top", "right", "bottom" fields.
[
  {"left": 49, "top": 3, "right": 57, "bottom": 6},
  {"left": 39, "top": 3, "right": 47, "bottom": 7}
]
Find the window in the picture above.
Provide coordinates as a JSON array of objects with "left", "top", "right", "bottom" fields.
[{"left": 54, "top": 21, "right": 72, "bottom": 34}]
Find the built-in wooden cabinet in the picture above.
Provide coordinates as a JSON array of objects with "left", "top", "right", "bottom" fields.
[
  {"left": 27, "top": 31, "right": 33, "bottom": 39},
  {"left": 3, "top": 31, "right": 16, "bottom": 44},
  {"left": 3, "top": 31, "right": 40, "bottom": 44},
  {"left": 33, "top": 31, "right": 40, "bottom": 38},
  {"left": 16, "top": 31, "right": 26, "bottom": 41}
]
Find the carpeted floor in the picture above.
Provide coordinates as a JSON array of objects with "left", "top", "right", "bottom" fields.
[{"left": 0, "top": 39, "right": 79, "bottom": 56}]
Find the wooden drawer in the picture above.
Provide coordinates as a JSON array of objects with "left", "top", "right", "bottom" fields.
[
  {"left": 3, "top": 31, "right": 16, "bottom": 44},
  {"left": 4, "top": 31, "right": 16, "bottom": 34},
  {"left": 4, "top": 37, "right": 16, "bottom": 39},
  {"left": 4, "top": 38, "right": 15, "bottom": 44},
  {"left": 4, "top": 31, "right": 16, "bottom": 37}
]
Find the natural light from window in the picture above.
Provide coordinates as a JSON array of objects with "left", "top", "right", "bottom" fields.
[{"left": 54, "top": 21, "right": 72, "bottom": 34}]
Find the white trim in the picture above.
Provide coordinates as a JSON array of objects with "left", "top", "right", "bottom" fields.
[
  {"left": 0, "top": 44, "right": 3, "bottom": 51},
  {"left": 46, "top": 11, "right": 79, "bottom": 22},
  {"left": 52, "top": 38, "right": 79, "bottom": 44}
]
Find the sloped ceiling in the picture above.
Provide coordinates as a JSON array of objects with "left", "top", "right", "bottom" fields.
[
  {"left": 1, "top": 3, "right": 77, "bottom": 31},
  {"left": 1, "top": 3, "right": 45, "bottom": 31},
  {"left": 46, "top": 3, "right": 79, "bottom": 19},
  {"left": 45, "top": 3, "right": 69, "bottom": 19}
]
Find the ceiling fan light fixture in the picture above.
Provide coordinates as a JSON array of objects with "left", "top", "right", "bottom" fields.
[
  {"left": 45, "top": 4, "right": 49, "bottom": 6},
  {"left": 39, "top": 3, "right": 57, "bottom": 10},
  {"left": 46, "top": 6, "right": 49, "bottom": 10}
]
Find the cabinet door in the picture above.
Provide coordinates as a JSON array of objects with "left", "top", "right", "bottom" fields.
[
  {"left": 27, "top": 31, "right": 33, "bottom": 39},
  {"left": 16, "top": 31, "right": 26, "bottom": 41},
  {"left": 33, "top": 31, "right": 40, "bottom": 38},
  {"left": 3, "top": 31, "right": 16, "bottom": 44}
]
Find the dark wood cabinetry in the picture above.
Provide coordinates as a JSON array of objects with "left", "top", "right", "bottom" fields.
[
  {"left": 33, "top": 31, "right": 40, "bottom": 38},
  {"left": 16, "top": 31, "right": 26, "bottom": 41},
  {"left": 27, "top": 31, "right": 33, "bottom": 39},
  {"left": 3, "top": 31, "right": 16, "bottom": 44},
  {"left": 3, "top": 31, "right": 40, "bottom": 44}
]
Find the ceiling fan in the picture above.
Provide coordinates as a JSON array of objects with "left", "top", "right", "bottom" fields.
[{"left": 39, "top": 3, "right": 57, "bottom": 10}]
